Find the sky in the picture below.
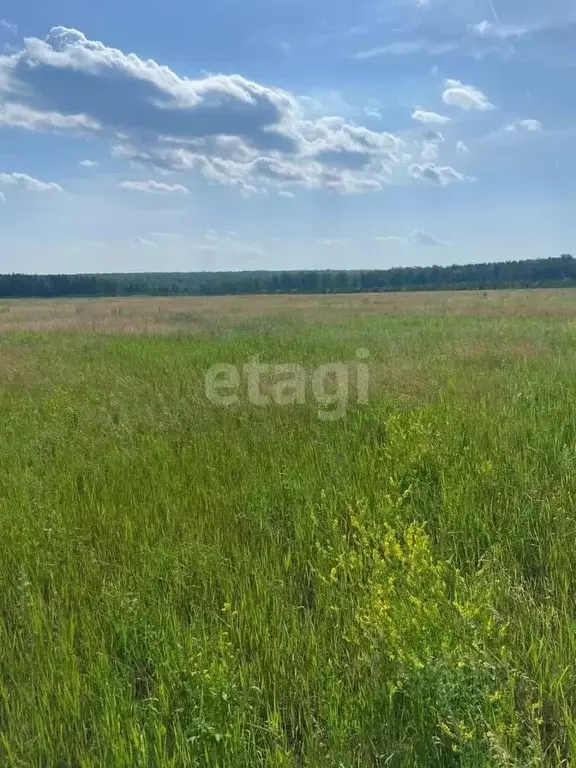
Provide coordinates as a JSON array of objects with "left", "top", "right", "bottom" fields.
[{"left": 0, "top": 0, "right": 575, "bottom": 274}]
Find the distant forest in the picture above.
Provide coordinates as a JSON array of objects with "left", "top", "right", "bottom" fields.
[{"left": 2, "top": 255, "right": 576, "bottom": 298}]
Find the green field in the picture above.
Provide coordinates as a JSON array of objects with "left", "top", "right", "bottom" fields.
[{"left": 2, "top": 292, "right": 576, "bottom": 766}]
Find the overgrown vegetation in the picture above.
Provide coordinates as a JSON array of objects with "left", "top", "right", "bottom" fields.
[
  {"left": 2, "top": 254, "right": 576, "bottom": 298},
  {"left": 1, "top": 295, "right": 576, "bottom": 765}
]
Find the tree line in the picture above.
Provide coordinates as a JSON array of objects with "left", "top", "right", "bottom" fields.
[{"left": 2, "top": 255, "right": 575, "bottom": 298}]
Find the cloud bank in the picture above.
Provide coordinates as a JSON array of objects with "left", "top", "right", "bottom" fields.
[
  {"left": 0, "top": 26, "right": 473, "bottom": 195},
  {"left": 412, "top": 109, "right": 451, "bottom": 125},
  {"left": 442, "top": 79, "right": 494, "bottom": 111}
]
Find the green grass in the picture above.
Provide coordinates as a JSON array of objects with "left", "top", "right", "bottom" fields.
[{"left": 2, "top": 307, "right": 576, "bottom": 765}]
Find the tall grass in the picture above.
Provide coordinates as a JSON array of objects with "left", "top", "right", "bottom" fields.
[{"left": 1, "top": 310, "right": 576, "bottom": 765}]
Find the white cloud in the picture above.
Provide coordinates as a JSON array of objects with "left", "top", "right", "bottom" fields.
[
  {"left": 79, "top": 159, "right": 99, "bottom": 168},
  {"left": 0, "top": 26, "right": 474, "bottom": 195},
  {"left": 506, "top": 119, "right": 543, "bottom": 133},
  {"left": 119, "top": 180, "right": 190, "bottom": 194},
  {"left": 408, "top": 162, "right": 471, "bottom": 186},
  {"left": 0, "top": 172, "right": 63, "bottom": 192},
  {"left": 469, "top": 20, "right": 531, "bottom": 41},
  {"left": 412, "top": 109, "right": 451, "bottom": 125},
  {"left": 472, "top": 20, "right": 493, "bottom": 37},
  {"left": 408, "top": 229, "right": 447, "bottom": 247},
  {"left": 519, "top": 118, "right": 543, "bottom": 132},
  {"left": 365, "top": 105, "right": 382, "bottom": 119},
  {"left": 0, "top": 191, "right": 5, "bottom": 203},
  {"left": 442, "top": 79, "right": 494, "bottom": 111},
  {"left": 0, "top": 26, "right": 301, "bottom": 153},
  {"left": 278, "top": 190, "right": 295, "bottom": 198},
  {"left": 0, "top": 102, "right": 99, "bottom": 132},
  {"left": 421, "top": 141, "right": 440, "bottom": 162},
  {"left": 375, "top": 229, "right": 447, "bottom": 247},
  {"left": 354, "top": 40, "right": 458, "bottom": 59},
  {"left": 456, "top": 141, "right": 469, "bottom": 154}
]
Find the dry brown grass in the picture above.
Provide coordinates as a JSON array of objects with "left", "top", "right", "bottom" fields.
[{"left": 1, "top": 288, "right": 576, "bottom": 335}]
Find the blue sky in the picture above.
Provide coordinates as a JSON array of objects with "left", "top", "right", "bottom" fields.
[{"left": 0, "top": 0, "right": 575, "bottom": 273}]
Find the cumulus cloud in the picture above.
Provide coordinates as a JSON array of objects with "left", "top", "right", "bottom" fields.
[
  {"left": 79, "top": 159, "right": 99, "bottom": 168},
  {"left": 119, "top": 180, "right": 190, "bottom": 194},
  {"left": 442, "top": 79, "right": 494, "bottom": 111},
  {"left": 412, "top": 109, "right": 451, "bottom": 125},
  {"left": 6, "top": 26, "right": 298, "bottom": 151},
  {"left": 0, "top": 102, "right": 98, "bottom": 132},
  {"left": 456, "top": 141, "right": 469, "bottom": 154},
  {"left": 408, "top": 162, "right": 470, "bottom": 186},
  {"left": 518, "top": 119, "right": 543, "bottom": 132},
  {"left": 506, "top": 118, "right": 543, "bottom": 132},
  {"left": 0, "top": 26, "right": 474, "bottom": 195},
  {"left": 0, "top": 172, "right": 63, "bottom": 192}
]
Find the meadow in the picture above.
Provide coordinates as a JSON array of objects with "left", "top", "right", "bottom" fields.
[{"left": 1, "top": 290, "right": 576, "bottom": 766}]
